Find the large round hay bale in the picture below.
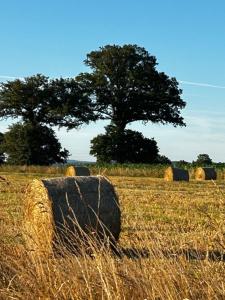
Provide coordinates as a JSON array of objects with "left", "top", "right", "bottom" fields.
[
  {"left": 195, "top": 167, "right": 217, "bottom": 180},
  {"left": 65, "top": 166, "right": 90, "bottom": 176},
  {"left": 23, "top": 176, "right": 121, "bottom": 255},
  {"left": 164, "top": 167, "right": 189, "bottom": 181}
]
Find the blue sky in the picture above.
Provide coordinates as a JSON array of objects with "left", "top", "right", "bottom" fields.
[{"left": 0, "top": 0, "right": 225, "bottom": 162}]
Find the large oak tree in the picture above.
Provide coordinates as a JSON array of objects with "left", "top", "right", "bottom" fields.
[
  {"left": 77, "top": 44, "right": 186, "bottom": 162},
  {"left": 0, "top": 74, "right": 95, "bottom": 127},
  {"left": 0, "top": 74, "right": 96, "bottom": 164},
  {"left": 77, "top": 44, "right": 186, "bottom": 133}
]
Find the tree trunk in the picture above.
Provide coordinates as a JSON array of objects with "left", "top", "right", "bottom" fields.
[{"left": 112, "top": 121, "right": 126, "bottom": 134}]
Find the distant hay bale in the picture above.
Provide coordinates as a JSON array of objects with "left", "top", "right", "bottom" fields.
[
  {"left": 65, "top": 166, "right": 90, "bottom": 176},
  {"left": 20, "top": 165, "right": 27, "bottom": 173},
  {"left": 195, "top": 167, "right": 217, "bottom": 180},
  {"left": 23, "top": 176, "right": 121, "bottom": 256},
  {"left": 164, "top": 167, "right": 189, "bottom": 181}
]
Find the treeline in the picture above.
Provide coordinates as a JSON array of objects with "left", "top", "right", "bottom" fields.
[
  {"left": 174, "top": 154, "right": 224, "bottom": 168},
  {"left": 0, "top": 44, "right": 186, "bottom": 165}
]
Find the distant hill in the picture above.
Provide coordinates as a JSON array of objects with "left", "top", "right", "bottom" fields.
[{"left": 67, "top": 159, "right": 96, "bottom": 165}]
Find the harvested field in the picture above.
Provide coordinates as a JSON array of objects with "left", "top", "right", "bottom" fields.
[{"left": 0, "top": 171, "right": 225, "bottom": 299}]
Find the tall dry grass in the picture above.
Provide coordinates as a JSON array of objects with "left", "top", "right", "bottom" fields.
[
  {"left": 1, "top": 235, "right": 225, "bottom": 300},
  {"left": 0, "top": 173, "right": 225, "bottom": 299}
]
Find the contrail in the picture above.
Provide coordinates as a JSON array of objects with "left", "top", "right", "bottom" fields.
[
  {"left": 179, "top": 80, "right": 225, "bottom": 89},
  {"left": 0, "top": 75, "right": 23, "bottom": 80},
  {"left": 1, "top": 75, "right": 225, "bottom": 89}
]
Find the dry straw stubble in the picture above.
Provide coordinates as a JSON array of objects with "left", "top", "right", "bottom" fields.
[
  {"left": 164, "top": 166, "right": 189, "bottom": 181},
  {"left": 23, "top": 176, "right": 121, "bottom": 257}
]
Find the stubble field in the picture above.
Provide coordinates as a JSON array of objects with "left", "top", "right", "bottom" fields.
[{"left": 0, "top": 169, "right": 225, "bottom": 299}]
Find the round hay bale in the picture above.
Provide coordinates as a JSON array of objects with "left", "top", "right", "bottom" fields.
[
  {"left": 23, "top": 176, "right": 121, "bottom": 255},
  {"left": 65, "top": 166, "right": 90, "bottom": 176},
  {"left": 195, "top": 167, "right": 217, "bottom": 180},
  {"left": 164, "top": 167, "right": 189, "bottom": 181}
]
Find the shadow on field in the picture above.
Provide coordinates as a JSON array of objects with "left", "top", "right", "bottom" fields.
[
  {"left": 177, "top": 249, "right": 225, "bottom": 262},
  {"left": 115, "top": 247, "right": 225, "bottom": 262}
]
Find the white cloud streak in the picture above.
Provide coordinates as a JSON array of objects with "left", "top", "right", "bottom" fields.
[
  {"left": 0, "top": 75, "right": 23, "bottom": 80},
  {"left": 1, "top": 75, "right": 225, "bottom": 90},
  {"left": 179, "top": 80, "right": 225, "bottom": 89}
]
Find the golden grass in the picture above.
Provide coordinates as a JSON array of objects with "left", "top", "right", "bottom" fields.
[
  {"left": 0, "top": 172, "right": 225, "bottom": 299},
  {"left": 0, "top": 164, "right": 224, "bottom": 179}
]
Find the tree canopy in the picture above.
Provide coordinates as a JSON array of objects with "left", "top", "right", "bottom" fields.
[
  {"left": 0, "top": 45, "right": 187, "bottom": 165},
  {"left": 0, "top": 74, "right": 96, "bottom": 165},
  {"left": 77, "top": 44, "right": 186, "bottom": 132},
  {"left": 155, "top": 155, "right": 171, "bottom": 165},
  {"left": 194, "top": 154, "right": 213, "bottom": 166},
  {"left": 1, "top": 122, "right": 69, "bottom": 165},
  {"left": 90, "top": 125, "right": 159, "bottom": 163},
  {"left": 0, "top": 74, "right": 96, "bottom": 128}
]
